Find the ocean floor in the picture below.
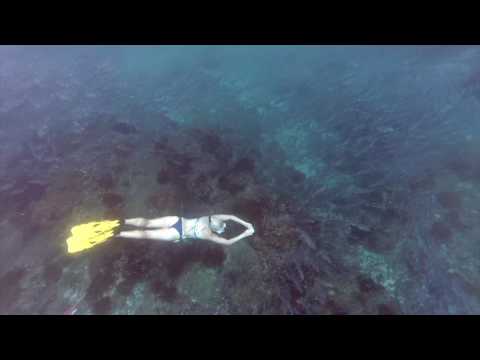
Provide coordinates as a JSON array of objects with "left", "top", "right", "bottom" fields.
[{"left": 2, "top": 45, "right": 480, "bottom": 314}]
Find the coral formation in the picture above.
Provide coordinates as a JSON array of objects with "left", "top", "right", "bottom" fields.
[
  {"left": 3, "top": 46, "right": 480, "bottom": 315},
  {"left": 437, "top": 191, "right": 463, "bottom": 210},
  {"left": 111, "top": 121, "right": 138, "bottom": 135},
  {"left": 430, "top": 222, "right": 453, "bottom": 244}
]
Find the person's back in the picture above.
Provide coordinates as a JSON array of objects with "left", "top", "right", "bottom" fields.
[
  {"left": 66, "top": 214, "right": 255, "bottom": 254},
  {"left": 121, "top": 214, "right": 254, "bottom": 245}
]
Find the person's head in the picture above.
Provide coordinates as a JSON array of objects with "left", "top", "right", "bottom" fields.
[{"left": 210, "top": 217, "right": 226, "bottom": 234}]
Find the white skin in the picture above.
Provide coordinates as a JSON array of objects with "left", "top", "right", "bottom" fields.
[{"left": 117, "top": 214, "right": 255, "bottom": 246}]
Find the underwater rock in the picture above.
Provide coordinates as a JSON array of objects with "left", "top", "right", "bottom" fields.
[
  {"left": 197, "top": 131, "right": 223, "bottom": 154},
  {"left": 279, "top": 165, "right": 306, "bottom": 187},
  {"left": 231, "top": 157, "right": 255, "bottom": 174},
  {"left": 97, "top": 173, "right": 115, "bottom": 190},
  {"left": 253, "top": 217, "right": 302, "bottom": 252},
  {"left": 54, "top": 132, "right": 83, "bottom": 156},
  {"left": 408, "top": 172, "right": 435, "bottom": 192},
  {"left": 202, "top": 245, "right": 227, "bottom": 268},
  {"left": 113, "top": 143, "right": 135, "bottom": 158},
  {"left": 377, "top": 302, "right": 400, "bottom": 315},
  {"left": 8, "top": 177, "right": 48, "bottom": 212},
  {"left": 163, "top": 242, "right": 226, "bottom": 281},
  {"left": 356, "top": 274, "right": 385, "bottom": 294},
  {"left": 324, "top": 299, "right": 350, "bottom": 315},
  {"left": 156, "top": 154, "right": 193, "bottom": 187},
  {"left": 147, "top": 185, "right": 186, "bottom": 215},
  {"left": 153, "top": 138, "right": 170, "bottom": 153},
  {"left": 103, "top": 203, "right": 125, "bottom": 220},
  {"left": 430, "top": 221, "right": 453, "bottom": 244},
  {"left": 356, "top": 170, "right": 387, "bottom": 189},
  {"left": 0, "top": 267, "right": 27, "bottom": 313},
  {"left": 85, "top": 263, "right": 118, "bottom": 307},
  {"left": 43, "top": 262, "right": 63, "bottom": 284},
  {"left": 156, "top": 169, "right": 171, "bottom": 184},
  {"left": 218, "top": 173, "right": 247, "bottom": 195},
  {"left": 290, "top": 168, "right": 306, "bottom": 185},
  {"left": 296, "top": 214, "right": 323, "bottom": 238},
  {"left": 348, "top": 224, "right": 396, "bottom": 253},
  {"left": 111, "top": 121, "right": 137, "bottom": 135},
  {"left": 92, "top": 296, "right": 112, "bottom": 315},
  {"left": 30, "top": 188, "right": 77, "bottom": 227},
  {"left": 296, "top": 228, "right": 317, "bottom": 250},
  {"left": 191, "top": 174, "right": 212, "bottom": 202},
  {"left": 404, "top": 247, "right": 429, "bottom": 277},
  {"left": 447, "top": 157, "right": 473, "bottom": 180},
  {"left": 331, "top": 195, "right": 351, "bottom": 207},
  {"left": 357, "top": 190, "right": 384, "bottom": 206},
  {"left": 101, "top": 192, "right": 124, "bottom": 209},
  {"left": 116, "top": 279, "right": 135, "bottom": 297},
  {"left": 437, "top": 191, "right": 463, "bottom": 210},
  {"left": 217, "top": 143, "right": 234, "bottom": 165},
  {"left": 224, "top": 270, "right": 242, "bottom": 287},
  {"left": 349, "top": 224, "right": 373, "bottom": 243},
  {"left": 381, "top": 207, "right": 409, "bottom": 226},
  {"left": 149, "top": 279, "right": 178, "bottom": 303},
  {"left": 445, "top": 211, "right": 468, "bottom": 231},
  {"left": 116, "top": 243, "right": 156, "bottom": 297},
  {"left": 169, "top": 154, "right": 194, "bottom": 173},
  {"left": 194, "top": 129, "right": 233, "bottom": 164},
  {"left": 280, "top": 261, "right": 317, "bottom": 310},
  {"left": 157, "top": 112, "right": 179, "bottom": 130}
]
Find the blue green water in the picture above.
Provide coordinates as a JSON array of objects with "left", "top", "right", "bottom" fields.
[{"left": 1, "top": 45, "right": 480, "bottom": 314}]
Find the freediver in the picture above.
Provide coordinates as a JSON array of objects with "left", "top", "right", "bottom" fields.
[
  {"left": 118, "top": 214, "right": 255, "bottom": 245},
  {"left": 66, "top": 214, "right": 255, "bottom": 253}
]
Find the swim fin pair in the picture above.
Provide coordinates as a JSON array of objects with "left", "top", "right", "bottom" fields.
[{"left": 66, "top": 219, "right": 122, "bottom": 254}]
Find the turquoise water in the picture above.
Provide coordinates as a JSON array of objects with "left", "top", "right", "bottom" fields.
[{"left": 1, "top": 45, "right": 480, "bottom": 314}]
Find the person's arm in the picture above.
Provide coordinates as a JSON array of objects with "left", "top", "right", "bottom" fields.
[
  {"left": 215, "top": 214, "right": 253, "bottom": 229},
  {"left": 207, "top": 227, "right": 255, "bottom": 246}
]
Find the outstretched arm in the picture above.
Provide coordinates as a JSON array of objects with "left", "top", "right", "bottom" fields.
[
  {"left": 215, "top": 214, "right": 253, "bottom": 229},
  {"left": 207, "top": 227, "right": 255, "bottom": 246}
]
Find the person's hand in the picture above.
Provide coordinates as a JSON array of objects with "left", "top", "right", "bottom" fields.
[{"left": 245, "top": 227, "right": 255, "bottom": 237}]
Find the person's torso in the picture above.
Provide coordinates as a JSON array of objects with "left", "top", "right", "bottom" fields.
[{"left": 182, "top": 216, "right": 211, "bottom": 239}]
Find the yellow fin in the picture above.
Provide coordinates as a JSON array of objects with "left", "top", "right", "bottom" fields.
[{"left": 66, "top": 220, "right": 120, "bottom": 254}]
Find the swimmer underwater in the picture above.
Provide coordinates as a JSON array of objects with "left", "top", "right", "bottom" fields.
[{"left": 66, "top": 214, "right": 255, "bottom": 254}]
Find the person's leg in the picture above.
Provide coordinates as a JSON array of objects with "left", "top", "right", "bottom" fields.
[
  {"left": 125, "top": 216, "right": 179, "bottom": 228},
  {"left": 117, "top": 228, "right": 181, "bottom": 242}
]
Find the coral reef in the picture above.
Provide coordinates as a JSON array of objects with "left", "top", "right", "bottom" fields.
[
  {"left": 92, "top": 296, "right": 112, "bottom": 314},
  {"left": 97, "top": 173, "right": 115, "bottom": 190},
  {"left": 4, "top": 46, "right": 480, "bottom": 315},
  {"left": 0, "top": 267, "right": 27, "bottom": 314},
  {"left": 430, "top": 222, "right": 453, "bottom": 244},
  {"left": 102, "top": 192, "right": 124, "bottom": 209},
  {"left": 111, "top": 121, "right": 138, "bottom": 135},
  {"left": 437, "top": 191, "right": 463, "bottom": 210}
]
